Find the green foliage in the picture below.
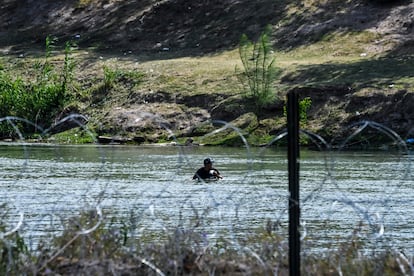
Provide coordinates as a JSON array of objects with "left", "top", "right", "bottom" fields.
[
  {"left": 0, "top": 233, "right": 28, "bottom": 275},
  {"left": 103, "top": 66, "right": 117, "bottom": 89},
  {"left": 88, "top": 66, "right": 145, "bottom": 110},
  {"left": 62, "top": 40, "right": 77, "bottom": 94},
  {"left": 283, "top": 96, "right": 312, "bottom": 126},
  {"left": 103, "top": 66, "right": 145, "bottom": 88},
  {"left": 299, "top": 97, "right": 312, "bottom": 124},
  {"left": 50, "top": 128, "right": 95, "bottom": 144},
  {"left": 236, "top": 26, "right": 282, "bottom": 113},
  {"left": 0, "top": 204, "right": 29, "bottom": 275},
  {"left": 0, "top": 36, "right": 76, "bottom": 138},
  {"left": 93, "top": 66, "right": 145, "bottom": 97}
]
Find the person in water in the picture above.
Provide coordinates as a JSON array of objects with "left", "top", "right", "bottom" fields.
[{"left": 193, "top": 158, "right": 222, "bottom": 180}]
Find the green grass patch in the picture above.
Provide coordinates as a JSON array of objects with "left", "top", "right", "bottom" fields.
[{"left": 49, "top": 128, "right": 96, "bottom": 144}]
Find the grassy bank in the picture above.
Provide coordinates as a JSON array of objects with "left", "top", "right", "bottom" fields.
[{"left": 1, "top": 27, "right": 413, "bottom": 145}]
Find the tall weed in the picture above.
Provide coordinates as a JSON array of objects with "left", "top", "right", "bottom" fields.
[{"left": 236, "top": 26, "right": 282, "bottom": 113}]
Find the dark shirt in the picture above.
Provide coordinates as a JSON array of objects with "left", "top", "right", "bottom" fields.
[{"left": 193, "top": 167, "right": 220, "bottom": 180}]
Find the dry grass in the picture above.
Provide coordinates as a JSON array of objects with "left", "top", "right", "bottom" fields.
[
  {"left": 1, "top": 209, "right": 411, "bottom": 275},
  {"left": 1, "top": 27, "right": 411, "bottom": 99},
  {"left": 135, "top": 51, "right": 242, "bottom": 95}
]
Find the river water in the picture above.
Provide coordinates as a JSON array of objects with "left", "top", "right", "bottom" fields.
[{"left": 0, "top": 143, "right": 413, "bottom": 254}]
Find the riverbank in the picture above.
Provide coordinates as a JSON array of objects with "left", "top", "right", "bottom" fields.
[{"left": 1, "top": 1, "right": 414, "bottom": 146}]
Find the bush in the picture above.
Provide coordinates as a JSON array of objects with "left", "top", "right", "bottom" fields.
[
  {"left": 236, "top": 25, "right": 282, "bottom": 114},
  {"left": 0, "top": 37, "right": 75, "bottom": 138}
]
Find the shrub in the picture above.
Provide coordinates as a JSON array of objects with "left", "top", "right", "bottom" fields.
[
  {"left": 236, "top": 25, "right": 282, "bottom": 113},
  {"left": 0, "top": 36, "right": 75, "bottom": 138},
  {"left": 283, "top": 96, "right": 312, "bottom": 127}
]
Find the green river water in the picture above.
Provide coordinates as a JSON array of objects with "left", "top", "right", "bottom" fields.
[{"left": 0, "top": 143, "right": 413, "bottom": 254}]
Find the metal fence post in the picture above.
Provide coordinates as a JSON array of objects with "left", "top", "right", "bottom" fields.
[{"left": 287, "top": 91, "right": 300, "bottom": 275}]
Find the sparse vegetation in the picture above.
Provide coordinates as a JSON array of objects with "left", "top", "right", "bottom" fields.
[
  {"left": 0, "top": 208, "right": 411, "bottom": 275},
  {"left": 283, "top": 96, "right": 313, "bottom": 128}
]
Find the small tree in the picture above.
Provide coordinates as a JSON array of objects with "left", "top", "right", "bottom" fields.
[{"left": 236, "top": 26, "right": 281, "bottom": 113}]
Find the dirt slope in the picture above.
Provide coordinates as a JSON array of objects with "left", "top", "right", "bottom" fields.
[
  {"left": 1, "top": 0, "right": 413, "bottom": 56},
  {"left": 0, "top": 0, "right": 279, "bottom": 56},
  {"left": 1, "top": 0, "right": 414, "bottom": 144}
]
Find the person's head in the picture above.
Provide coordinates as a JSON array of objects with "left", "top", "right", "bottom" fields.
[{"left": 203, "top": 158, "right": 213, "bottom": 169}]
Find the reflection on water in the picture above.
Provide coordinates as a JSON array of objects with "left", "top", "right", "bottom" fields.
[{"left": 0, "top": 143, "right": 413, "bottom": 254}]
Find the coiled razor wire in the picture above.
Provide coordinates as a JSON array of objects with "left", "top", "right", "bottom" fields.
[{"left": 0, "top": 113, "right": 413, "bottom": 273}]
